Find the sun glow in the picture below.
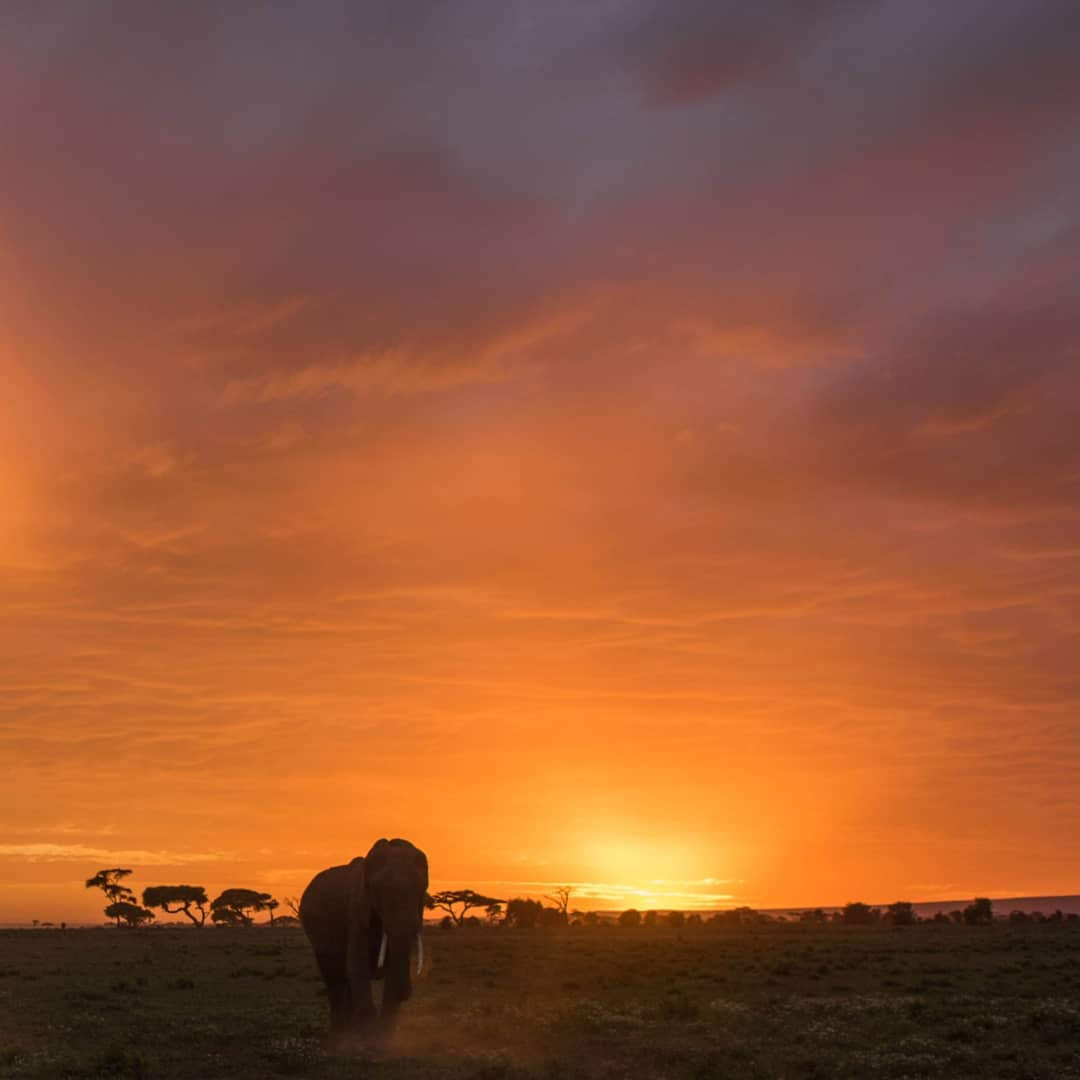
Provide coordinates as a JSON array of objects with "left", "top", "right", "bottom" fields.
[{"left": 575, "top": 833, "right": 732, "bottom": 910}]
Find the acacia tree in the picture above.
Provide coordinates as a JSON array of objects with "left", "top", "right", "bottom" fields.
[
  {"left": 86, "top": 869, "right": 136, "bottom": 927},
  {"left": 104, "top": 901, "right": 154, "bottom": 928},
  {"left": 210, "top": 889, "right": 275, "bottom": 926},
  {"left": 142, "top": 885, "right": 210, "bottom": 927},
  {"left": 425, "top": 890, "right": 504, "bottom": 927},
  {"left": 544, "top": 886, "right": 574, "bottom": 921}
]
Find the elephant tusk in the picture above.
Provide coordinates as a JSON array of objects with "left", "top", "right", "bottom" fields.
[
  {"left": 416, "top": 934, "right": 423, "bottom": 975},
  {"left": 378, "top": 931, "right": 388, "bottom": 969}
]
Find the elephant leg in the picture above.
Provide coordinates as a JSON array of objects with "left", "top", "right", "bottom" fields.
[
  {"left": 326, "top": 976, "right": 351, "bottom": 1044},
  {"left": 347, "top": 975, "right": 377, "bottom": 1034},
  {"left": 378, "top": 994, "right": 403, "bottom": 1042},
  {"left": 346, "top": 922, "right": 378, "bottom": 1036},
  {"left": 311, "top": 948, "right": 352, "bottom": 1047}
]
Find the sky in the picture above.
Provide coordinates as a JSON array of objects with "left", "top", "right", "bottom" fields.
[{"left": 2, "top": 1, "right": 1080, "bottom": 924}]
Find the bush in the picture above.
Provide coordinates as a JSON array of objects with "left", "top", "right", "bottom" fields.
[
  {"left": 887, "top": 901, "right": 916, "bottom": 926},
  {"left": 842, "top": 902, "right": 878, "bottom": 925},
  {"left": 963, "top": 898, "right": 993, "bottom": 926}
]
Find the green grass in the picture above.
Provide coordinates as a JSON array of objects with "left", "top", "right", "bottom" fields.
[{"left": 3, "top": 924, "right": 1080, "bottom": 1078}]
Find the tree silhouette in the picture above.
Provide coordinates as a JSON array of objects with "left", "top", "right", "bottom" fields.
[
  {"left": 504, "top": 897, "right": 544, "bottom": 928},
  {"left": 142, "top": 885, "right": 209, "bottom": 927},
  {"left": 842, "top": 902, "right": 878, "bottom": 925},
  {"left": 104, "top": 901, "right": 154, "bottom": 927},
  {"left": 642, "top": 909, "right": 658, "bottom": 927},
  {"left": 210, "top": 889, "right": 275, "bottom": 926},
  {"left": 544, "top": 886, "right": 573, "bottom": 922},
  {"left": 887, "top": 901, "right": 916, "bottom": 926},
  {"left": 537, "top": 905, "right": 566, "bottom": 928},
  {"left": 86, "top": 869, "right": 136, "bottom": 926},
  {"left": 710, "top": 906, "right": 764, "bottom": 927},
  {"left": 485, "top": 901, "right": 504, "bottom": 924},
  {"left": 425, "top": 890, "right": 504, "bottom": 927},
  {"left": 963, "top": 897, "right": 994, "bottom": 926},
  {"left": 618, "top": 908, "right": 642, "bottom": 927},
  {"left": 666, "top": 910, "right": 685, "bottom": 928}
]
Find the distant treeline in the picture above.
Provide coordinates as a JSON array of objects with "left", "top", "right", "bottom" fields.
[
  {"left": 418, "top": 890, "right": 1065, "bottom": 930},
  {"left": 75, "top": 874, "right": 1076, "bottom": 931},
  {"left": 83, "top": 869, "right": 298, "bottom": 928}
]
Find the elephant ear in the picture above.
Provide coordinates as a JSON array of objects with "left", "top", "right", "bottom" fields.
[
  {"left": 345, "top": 856, "right": 370, "bottom": 934},
  {"left": 412, "top": 848, "right": 429, "bottom": 918},
  {"left": 412, "top": 848, "right": 429, "bottom": 889}
]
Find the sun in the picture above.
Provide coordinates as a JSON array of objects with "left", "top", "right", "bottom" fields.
[{"left": 575, "top": 831, "right": 725, "bottom": 909}]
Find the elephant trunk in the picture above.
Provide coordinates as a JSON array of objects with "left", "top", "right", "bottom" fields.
[
  {"left": 382, "top": 931, "right": 414, "bottom": 1004},
  {"left": 377, "top": 930, "right": 421, "bottom": 974}
]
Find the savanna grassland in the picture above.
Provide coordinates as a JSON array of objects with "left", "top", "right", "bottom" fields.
[{"left": 3, "top": 924, "right": 1080, "bottom": 1080}]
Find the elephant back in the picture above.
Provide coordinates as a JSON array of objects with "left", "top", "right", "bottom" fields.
[{"left": 299, "top": 862, "right": 360, "bottom": 951}]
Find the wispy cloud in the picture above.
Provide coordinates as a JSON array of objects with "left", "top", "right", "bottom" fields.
[
  {"left": 0, "top": 844, "right": 234, "bottom": 865},
  {"left": 220, "top": 351, "right": 518, "bottom": 404}
]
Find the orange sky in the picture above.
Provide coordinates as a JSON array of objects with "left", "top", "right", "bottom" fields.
[{"left": 3, "top": 2, "right": 1080, "bottom": 924}]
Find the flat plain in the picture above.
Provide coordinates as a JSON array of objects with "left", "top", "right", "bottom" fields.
[{"left": 2, "top": 924, "right": 1080, "bottom": 1079}]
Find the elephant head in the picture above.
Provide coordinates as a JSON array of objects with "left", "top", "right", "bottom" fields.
[{"left": 355, "top": 838, "right": 428, "bottom": 1006}]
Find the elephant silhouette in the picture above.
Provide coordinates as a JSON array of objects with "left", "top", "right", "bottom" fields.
[{"left": 300, "top": 838, "right": 428, "bottom": 1046}]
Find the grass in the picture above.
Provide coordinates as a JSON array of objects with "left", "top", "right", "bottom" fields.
[{"left": 2, "top": 923, "right": 1080, "bottom": 1078}]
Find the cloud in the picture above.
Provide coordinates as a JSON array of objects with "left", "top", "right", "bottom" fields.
[
  {"left": 795, "top": 298, "right": 1080, "bottom": 514},
  {"left": 0, "top": 844, "right": 233, "bottom": 864},
  {"left": 1, "top": 0, "right": 1080, "bottom": 921},
  {"left": 219, "top": 350, "right": 524, "bottom": 405},
  {"left": 610, "top": 0, "right": 863, "bottom": 106}
]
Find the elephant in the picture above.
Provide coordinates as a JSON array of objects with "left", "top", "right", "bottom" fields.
[{"left": 300, "top": 838, "right": 428, "bottom": 1046}]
